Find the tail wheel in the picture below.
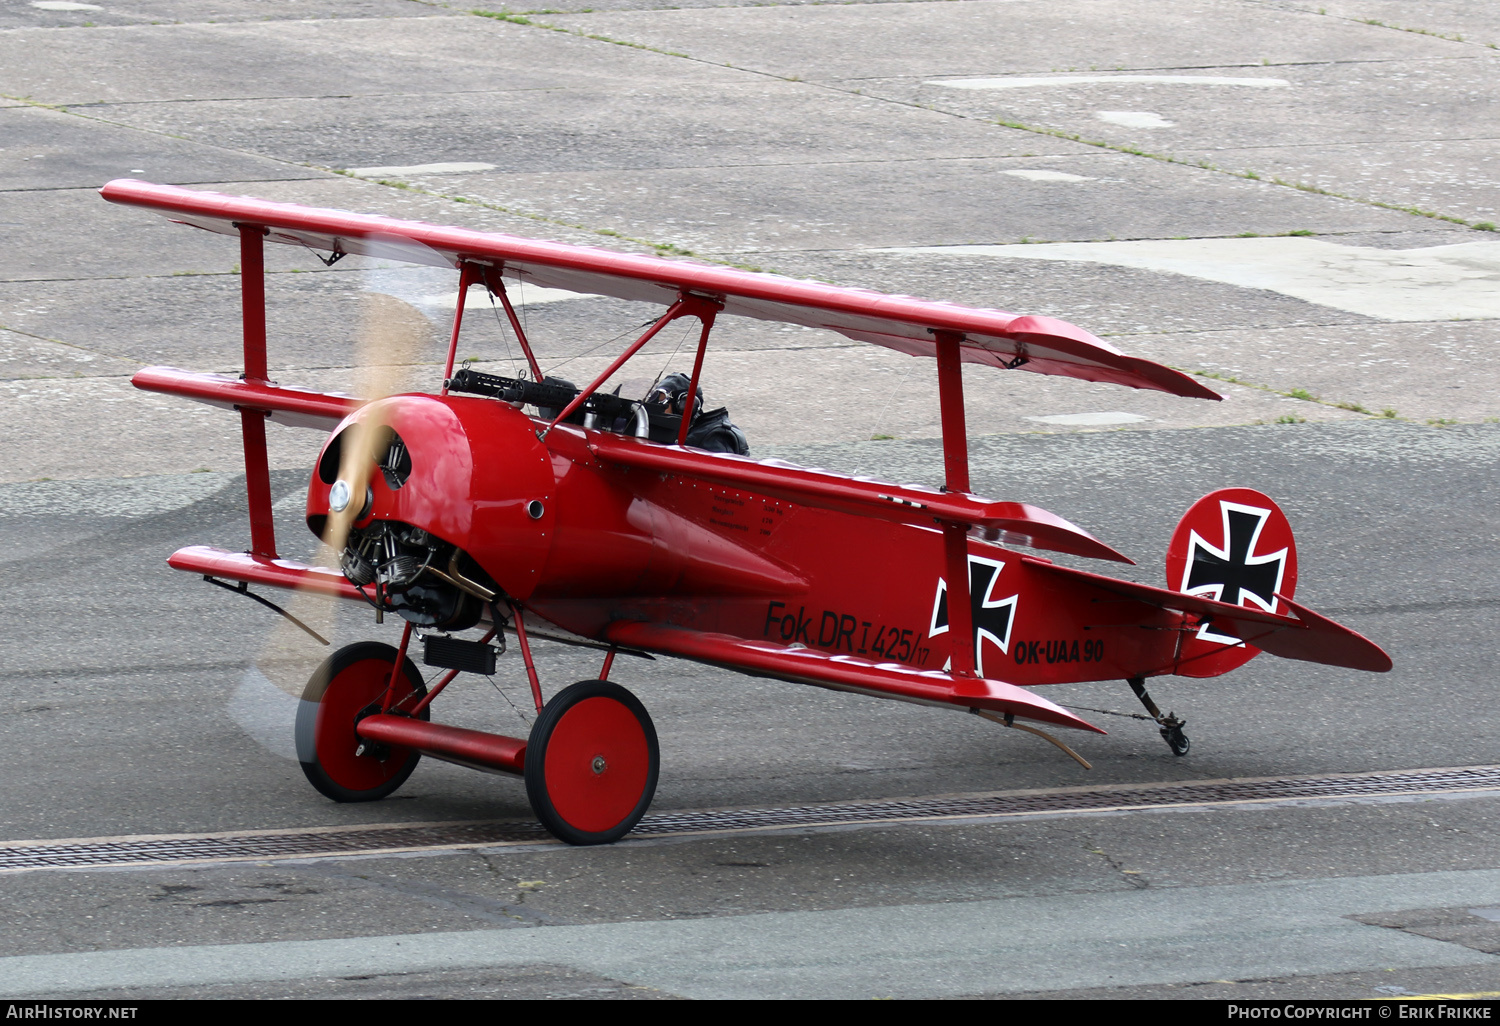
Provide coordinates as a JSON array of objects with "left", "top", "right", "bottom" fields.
[
  {"left": 525, "top": 680, "right": 659, "bottom": 846},
  {"left": 296, "top": 641, "right": 429, "bottom": 803}
]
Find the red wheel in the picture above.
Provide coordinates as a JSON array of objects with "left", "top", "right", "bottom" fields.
[
  {"left": 524, "top": 680, "right": 658, "bottom": 845},
  {"left": 296, "top": 641, "right": 428, "bottom": 803}
]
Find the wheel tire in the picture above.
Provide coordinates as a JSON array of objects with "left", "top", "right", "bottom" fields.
[
  {"left": 1161, "top": 725, "right": 1191, "bottom": 757},
  {"left": 524, "top": 680, "right": 659, "bottom": 845},
  {"left": 296, "top": 641, "right": 429, "bottom": 802}
]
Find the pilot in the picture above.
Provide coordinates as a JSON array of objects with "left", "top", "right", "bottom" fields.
[{"left": 645, "top": 372, "right": 750, "bottom": 455}]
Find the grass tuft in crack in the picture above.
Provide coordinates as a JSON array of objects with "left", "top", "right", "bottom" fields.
[{"left": 992, "top": 118, "right": 1496, "bottom": 232}]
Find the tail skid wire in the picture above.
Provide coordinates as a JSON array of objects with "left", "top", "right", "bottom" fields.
[{"left": 972, "top": 709, "right": 1093, "bottom": 770}]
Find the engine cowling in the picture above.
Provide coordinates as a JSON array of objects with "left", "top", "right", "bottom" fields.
[
  {"left": 308, "top": 395, "right": 557, "bottom": 620},
  {"left": 308, "top": 394, "right": 802, "bottom": 631}
]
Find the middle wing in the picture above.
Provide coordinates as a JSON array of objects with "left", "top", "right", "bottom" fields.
[
  {"left": 586, "top": 431, "right": 1132, "bottom": 562},
  {"left": 133, "top": 367, "right": 361, "bottom": 430}
]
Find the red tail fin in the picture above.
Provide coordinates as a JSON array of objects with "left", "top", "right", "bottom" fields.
[{"left": 1165, "top": 488, "right": 1298, "bottom": 678}]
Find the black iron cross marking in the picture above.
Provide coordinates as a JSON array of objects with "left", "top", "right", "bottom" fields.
[
  {"left": 930, "top": 556, "right": 1017, "bottom": 676},
  {"left": 1184, "top": 504, "right": 1286, "bottom": 613}
]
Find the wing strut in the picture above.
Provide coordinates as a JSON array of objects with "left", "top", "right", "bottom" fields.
[
  {"left": 540, "top": 293, "right": 722, "bottom": 438},
  {"left": 936, "top": 330, "right": 976, "bottom": 678},
  {"left": 440, "top": 262, "right": 481, "bottom": 393},
  {"left": 678, "top": 303, "right": 719, "bottom": 445},
  {"left": 237, "top": 222, "right": 277, "bottom": 560},
  {"left": 481, "top": 266, "right": 545, "bottom": 383}
]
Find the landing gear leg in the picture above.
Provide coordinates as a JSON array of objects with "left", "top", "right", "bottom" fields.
[{"left": 1127, "top": 676, "right": 1190, "bottom": 756}]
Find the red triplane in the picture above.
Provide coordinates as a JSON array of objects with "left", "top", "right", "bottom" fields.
[{"left": 103, "top": 180, "right": 1391, "bottom": 845}]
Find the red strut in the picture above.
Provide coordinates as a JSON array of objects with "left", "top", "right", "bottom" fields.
[
  {"left": 935, "top": 330, "right": 976, "bottom": 677},
  {"left": 237, "top": 223, "right": 277, "bottom": 559}
]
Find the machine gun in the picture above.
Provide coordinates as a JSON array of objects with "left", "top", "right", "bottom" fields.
[{"left": 446, "top": 367, "right": 651, "bottom": 436}]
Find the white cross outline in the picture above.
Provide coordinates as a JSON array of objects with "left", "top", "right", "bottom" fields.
[
  {"left": 928, "top": 554, "right": 1018, "bottom": 676},
  {"left": 1178, "top": 500, "right": 1288, "bottom": 645}
]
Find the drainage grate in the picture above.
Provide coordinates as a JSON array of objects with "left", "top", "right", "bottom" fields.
[
  {"left": 0, "top": 821, "right": 555, "bottom": 873},
  {"left": 636, "top": 764, "right": 1500, "bottom": 835},
  {"left": 4, "top": 765, "right": 1497, "bottom": 873}
]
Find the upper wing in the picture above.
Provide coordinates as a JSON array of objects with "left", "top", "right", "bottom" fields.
[
  {"left": 101, "top": 179, "right": 1218, "bottom": 400},
  {"left": 604, "top": 620, "right": 1105, "bottom": 733}
]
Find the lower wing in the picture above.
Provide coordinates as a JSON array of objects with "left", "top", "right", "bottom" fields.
[{"left": 603, "top": 620, "right": 1104, "bottom": 733}]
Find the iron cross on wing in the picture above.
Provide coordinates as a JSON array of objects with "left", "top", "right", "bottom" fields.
[{"left": 928, "top": 555, "right": 1017, "bottom": 676}]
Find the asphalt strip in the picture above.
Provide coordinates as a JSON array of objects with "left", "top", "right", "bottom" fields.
[
  {"left": 4, "top": 869, "right": 1498, "bottom": 999},
  {"left": 875, "top": 238, "right": 1500, "bottom": 322}
]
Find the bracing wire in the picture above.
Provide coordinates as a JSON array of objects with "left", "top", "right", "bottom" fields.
[
  {"left": 650, "top": 317, "right": 696, "bottom": 396},
  {"left": 516, "top": 270, "right": 530, "bottom": 342},
  {"left": 486, "top": 674, "right": 532, "bottom": 727},
  {"left": 1072, "top": 705, "right": 1157, "bottom": 722},
  {"left": 544, "top": 317, "right": 659, "bottom": 378},
  {"left": 486, "top": 289, "right": 520, "bottom": 380}
]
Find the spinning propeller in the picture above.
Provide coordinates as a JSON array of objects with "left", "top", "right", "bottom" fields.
[
  {"left": 252, "top": 244, "right": 444, "bottom": 701},
  {"left": 320, "top": 292, "right": 423, "bottom": 554}
]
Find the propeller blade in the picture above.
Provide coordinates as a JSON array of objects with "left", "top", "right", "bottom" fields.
[{"left": 255, "top": 240, "right": 445, "bottom": 697}]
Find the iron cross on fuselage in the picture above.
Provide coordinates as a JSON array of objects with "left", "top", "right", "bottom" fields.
[{"left": 930, "top": 555, "right": 1016, "bottom": 676}]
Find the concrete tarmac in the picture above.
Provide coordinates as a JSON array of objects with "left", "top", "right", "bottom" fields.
[{"left": 2, "top": 0, "right": 1498, "bottom": 1001}]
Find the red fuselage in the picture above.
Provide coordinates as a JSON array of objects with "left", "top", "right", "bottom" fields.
[{"left": 309, "top": 394, "right": 1187, "bottom": 686}]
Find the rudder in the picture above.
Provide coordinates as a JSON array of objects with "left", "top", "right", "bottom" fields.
[{"left": 1165, "top": 487, "right": 1299, "bottom": 678}]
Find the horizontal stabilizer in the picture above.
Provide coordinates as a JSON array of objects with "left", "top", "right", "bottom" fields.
[
  {"left": 134, "top": 367, "right": 361, "bottom": 430},
  {"left": 1256, "top": 595, "right": 1393, "bottom": 673},
  {"left": 101, "top": 180, "right": 1218, "bottom": 401},
  {"left": 1022, "top": 557, "right": 1392, "bottom": 672},
  {"left": 604, "top": 620, "right": 1105, "bottom": 732},
  {"left": 586, "top": 433, "right": 1132, "bottom": 563}
]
